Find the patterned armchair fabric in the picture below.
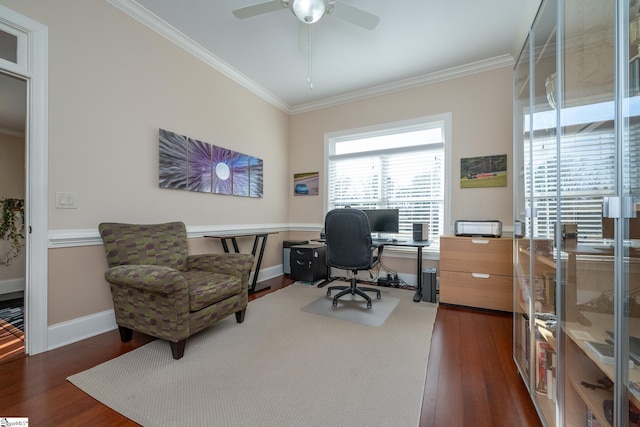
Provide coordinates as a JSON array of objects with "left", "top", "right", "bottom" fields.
[{"left": 98, "top": 221, "right": 254, "bottom": 359}]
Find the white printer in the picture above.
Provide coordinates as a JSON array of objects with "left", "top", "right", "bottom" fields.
[{"left": 454, "top": 220, "right": 502, "bottom": 238}]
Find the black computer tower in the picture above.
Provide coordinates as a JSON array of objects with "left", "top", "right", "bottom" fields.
[{"left": 421, "top": 268, "right": 438, "bottom": 303}]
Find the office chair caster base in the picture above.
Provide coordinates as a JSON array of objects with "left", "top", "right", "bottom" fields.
[
  {"left": 367, "top": 301, "right": 372, "bottom": 309},
  {"left": 332, "top": 299, "right": 338, "bottom": 307}
]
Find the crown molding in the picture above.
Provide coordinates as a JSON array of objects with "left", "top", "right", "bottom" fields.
[
  {"left": 107, "top": 0, "right": 290, "bottom": 113},
  {"left": 107, "top": 1, "right": 515, "bottom": 115},
  {"left": 289, "top": 54, "right": 516, "bottom": 114}
]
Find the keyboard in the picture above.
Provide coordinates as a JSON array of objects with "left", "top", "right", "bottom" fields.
[{"left": 372, "top": 238, "right": 406, "bottom": 244}]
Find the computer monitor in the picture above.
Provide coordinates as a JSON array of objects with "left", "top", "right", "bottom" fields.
[{"left": 361, "top": 209, "right": 399, "bottom": 234}]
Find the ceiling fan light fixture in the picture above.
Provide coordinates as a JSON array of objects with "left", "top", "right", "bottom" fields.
[{"left": 291, "top": 0, "right": 326, "bottom": 24}]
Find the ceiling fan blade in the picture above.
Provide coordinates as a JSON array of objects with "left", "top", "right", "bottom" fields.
[
  {"left": 332, "top": 1, "right": 380, "bottom": 30},
  {"left": 232, "top": 1, "right": 284, "bottom": 19}
]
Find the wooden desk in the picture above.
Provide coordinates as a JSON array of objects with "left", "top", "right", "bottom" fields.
[{"left": 205, "top": 232, "right": 278, "bottom": 294}]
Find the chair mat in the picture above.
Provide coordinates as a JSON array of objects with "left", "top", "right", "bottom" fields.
[{"left": 301, "top": 284, "right": 399, "bottom": 327}]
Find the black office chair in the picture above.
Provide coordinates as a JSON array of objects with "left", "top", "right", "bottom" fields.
[{"left": 324, "top": 208, "right": 382, "bottom": 309}]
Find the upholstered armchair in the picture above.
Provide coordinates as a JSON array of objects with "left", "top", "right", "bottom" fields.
[{"left": 98, "top": 221, "right": 254, "bottom": 359}]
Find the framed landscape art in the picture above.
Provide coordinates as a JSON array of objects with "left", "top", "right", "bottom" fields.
[{"left": 460, "top": 154, "right": 507, "bottom": 189}]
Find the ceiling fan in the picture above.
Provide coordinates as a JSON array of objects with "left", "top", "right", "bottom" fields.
[{"left": 232, "top": 0, "right": 380, "bottom": 30}]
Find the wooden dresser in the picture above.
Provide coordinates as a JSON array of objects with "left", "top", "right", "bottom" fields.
[{"left": 439, "top": 235, "right": 513, "bottom": 312}]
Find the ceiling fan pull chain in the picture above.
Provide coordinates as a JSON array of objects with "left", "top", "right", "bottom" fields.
[{"left": 307, "top": 24, "right": 313, "bottom": 89}]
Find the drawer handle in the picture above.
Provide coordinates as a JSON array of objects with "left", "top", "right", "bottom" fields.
[
  {"left": 472, "top": 273, "right": 490, "bottom": 279},
  {"left": 471, "top": 239, "right": 489, "bottom": 244}
]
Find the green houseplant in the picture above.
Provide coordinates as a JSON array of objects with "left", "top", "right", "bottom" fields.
[{"left": 0, "top": 198, "right": 25, "bottom": 267}]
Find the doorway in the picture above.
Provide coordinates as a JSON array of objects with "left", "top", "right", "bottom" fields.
[
  {"left": 0, "top": 5, "right": 49, "bottom": 357},
  {"left": 0, "top": 71, "right": 26, "bottom": 362}
]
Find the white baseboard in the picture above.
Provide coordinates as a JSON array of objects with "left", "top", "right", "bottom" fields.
[
  {"left": 0, "top": 277, "right": 25, "bottom": 295},
  {"left": 254, "top": 264, "right": 283, "bottom": 283},
  {"left": 46, "top": 265, "right": 285, "bottom": 351},
  {"left": 47, "top": 309, "right": 117, "bottom": 351}
]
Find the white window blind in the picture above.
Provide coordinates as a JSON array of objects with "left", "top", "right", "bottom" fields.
[{"left": 327, "top": 120, "right": 446, "bottom": 245}]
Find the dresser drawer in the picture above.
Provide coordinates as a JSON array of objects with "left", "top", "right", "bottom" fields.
[
  {"left": 439, "top": 270, "right": 512, "bottom": 312},
  {"left": 440, "top": 236, "right": 512, "bottom": 276}
]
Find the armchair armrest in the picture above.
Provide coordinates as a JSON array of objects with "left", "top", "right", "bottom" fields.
[
  {"left": 187, "top": 253, "right": 254, "bottom": 283},
  {"left": 104, "top": 265, "right": 188, "bottom": 294}
]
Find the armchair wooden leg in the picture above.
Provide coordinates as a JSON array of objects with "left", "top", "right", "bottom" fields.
[
  {"left": 170, "top": 339, "right": 187, "bottom": 360},
  {"left": 235, "top": 308, "right": 246, "bottom": 323},
  {"left": 118, "top": 326, "right": 133, "bottom": 342}
]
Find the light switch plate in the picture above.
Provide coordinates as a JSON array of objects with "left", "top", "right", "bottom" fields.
[{"left": 56, "top": 192, "right": 77, "bottom": 209}]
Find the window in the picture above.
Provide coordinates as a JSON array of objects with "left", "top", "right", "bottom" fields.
[
  {"left": 0, "top": 29, "right": 18, "bottom": 64},
  {"left": 326, "top": 116, "right": 450, "bottom": 247}
]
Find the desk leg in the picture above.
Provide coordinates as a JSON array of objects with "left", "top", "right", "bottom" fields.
[
  {"left": 220, "top": 239, "right": 230, "bottom": 253},
  {"left": 249, "top": 234, "right": 271, "bottom": 294},
  {"left": 231, "top": 237, "right": 240, "bottom": 253},
  {"left": 413, "top": 247, "right": 423, "bottom": 302},
  {"left": 216, "top": 235, "right": 271, "bottom": 295}
]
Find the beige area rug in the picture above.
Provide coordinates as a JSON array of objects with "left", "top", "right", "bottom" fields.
[{"left": 67, "top": 283, "right": 438, "bottom": 427}]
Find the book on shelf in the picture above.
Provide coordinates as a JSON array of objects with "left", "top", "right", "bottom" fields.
[
  {"left": 536, "top": 337, "right": 555, "bottom": 399},
  {"left": 584, "top": 341, "right": 615, "bottom": 365},
  {"left": 586, "top": 406, "right": 603, "bottom": 427}
]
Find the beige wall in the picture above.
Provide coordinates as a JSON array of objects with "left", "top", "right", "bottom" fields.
[
  {"left": 0, "top": 0, "right": 516, "bottom": 328},
  {"left": 0, "top": 0, "right": 290, "bottom": 230},
  {"left": 288, "top": 66, "right": 514, "bottom": 231},
  {"left": 0, "top": 0, "right": 290, "bottom": 324},
  {"left": 0, "top": 132, "right": 26, "bottom": 282}
]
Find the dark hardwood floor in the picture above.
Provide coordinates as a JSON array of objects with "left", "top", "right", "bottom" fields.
[{"left": 0, "top": 276, "right": 541, "bottom": 426}]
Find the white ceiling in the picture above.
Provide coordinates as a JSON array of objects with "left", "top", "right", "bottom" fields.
[
  {"left": 0, "top": 0, "right": 542, "bottom": 134},
  {"left": 130, "top": 0, "right": 542, "bottom": 111}
]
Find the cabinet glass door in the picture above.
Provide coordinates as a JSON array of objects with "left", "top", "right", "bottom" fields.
[
  {"left": 624, "top": 0, "right": 640, "bottom": 424},
  {"left": 514, "top": 31, "right": 533, "bottom": 391},
  {"left": 530, "top": 1, "right": 559, "bottom": 424},
  {"left": 515, "top": 1, "right": 640, "bottom": 425},
  {"left": 560, "top": 1, "right": 616, "bottom": 426}
]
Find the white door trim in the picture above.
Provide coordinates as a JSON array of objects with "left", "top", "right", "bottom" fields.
[{"left": 0, "top": 4, "right": 49, "bottom": 355}]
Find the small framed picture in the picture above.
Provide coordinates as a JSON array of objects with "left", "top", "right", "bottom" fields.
[
  {"left": 293, "top": 172, "right": 319, "bottom": 196},
  {"left": 460, "top": 154, "right": 507, "bottom": 188}
]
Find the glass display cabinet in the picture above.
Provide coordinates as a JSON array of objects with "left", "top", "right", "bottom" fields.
[{"left": 513, "top": 1, "right": 640, "bottom": 426}]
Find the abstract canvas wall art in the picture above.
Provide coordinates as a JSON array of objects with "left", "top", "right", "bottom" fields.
[
  {"left": 159, "top": 129, "right": 188, "bottom": 190},
  {"left": 158, "top": 129, "right": 263, "bottom": 198},
  {"left": 212, "top": 146, "right": 233, "bottom": 195},
  {"left": 188, "top": 138, "right": 213, "bottom": 193}
]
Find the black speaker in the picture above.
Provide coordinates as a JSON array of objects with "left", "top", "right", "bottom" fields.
[{"left": 412, "top": 223, "right": 429, "bottom": 241}]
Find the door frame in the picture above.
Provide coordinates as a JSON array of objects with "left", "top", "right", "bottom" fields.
[{"left": 0, "top": 5, "right": 48, "bottom": 355}]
